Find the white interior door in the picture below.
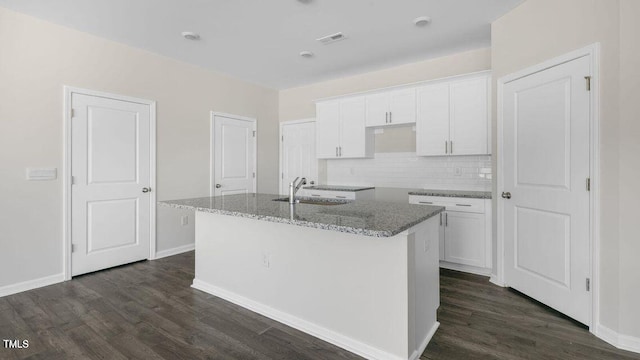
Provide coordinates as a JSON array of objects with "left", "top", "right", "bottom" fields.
[
  {"left": 212, "top": 114, "right": 256, "bottom": 196},
  {"left": 280, "top": 120, "right": 318, "bottom": 195},
  {"left": 71, "top": 92, "right": 152, "bottom": 276},
  {"left": 502, "top": 55, "right": 591, "bottom": 324}
]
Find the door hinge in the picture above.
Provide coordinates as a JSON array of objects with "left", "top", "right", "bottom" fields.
[
  {"left": 281, "top": 135, "right": 284, "bottom": 142},
  {"left": 281, "top": 172, "right": 284, "bottom": 179},
  {"left": 70, "top": 109, "right": 75, "bottom": 118},
  {"left": 71, "top": 244, "right": 76, "bottom": 253},
  {"left": 586, "top": 177, "right": 591, "bottom": 191},
  {"left": 71, "top": 176, "right": 76, "bottom": 185},
  {"left": 253, "top": 130, "right": 256, "bottom": 137},
  {"left": 253, "top": 172, "right": 255, "bottom": 179},
  {"left": 585, "top": 76, "right": 591, "bottom": 91},
  {"left": 586, "top": 278, "right": 591, "bottom": 291}
]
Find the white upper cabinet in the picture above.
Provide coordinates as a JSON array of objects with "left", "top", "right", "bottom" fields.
[
  {"left": 365, "top": 88, "right": 416, "bottom": 127},
  {"left": 316, "top": 96, "right": 373, "bottom": 159},
  {"left": 416, "top": 83, "right": 450, "bottom": 156},
  {"left": 450, "top": 77, "right": 490, "bottom": 155},
  {"left": 416, "top": 73, "right": 491, "bottom": 156},
  {"left": 316, "top": 101, "right": 340, "bottom": 158}
]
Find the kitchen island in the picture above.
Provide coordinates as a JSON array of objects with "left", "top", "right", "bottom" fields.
[{"left": 161, "top": 193, "right": 443, "bottom": 360}]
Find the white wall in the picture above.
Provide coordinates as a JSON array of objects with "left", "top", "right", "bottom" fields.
[
  {"left": 617, "top": 0, "right": 640, "bottom": 342},
  {"left": 0, "top": 7, "right": 279, "bottom": 290},
  {"left": 492, "top": 0, "right": 640, "bottom": 345}
]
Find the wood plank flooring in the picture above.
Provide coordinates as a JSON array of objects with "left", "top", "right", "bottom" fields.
[{"left": 0, "top": 251, "right": 637, "bottom": 360}]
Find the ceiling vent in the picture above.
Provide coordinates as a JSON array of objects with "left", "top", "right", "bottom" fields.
[{"left": 316, "top": 32, "right": 347, "bottom": 45}]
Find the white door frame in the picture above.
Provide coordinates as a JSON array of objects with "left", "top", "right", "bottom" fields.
[
  {"left": 496, "top": 43, "right": 600, "bottom": 330},
  {"left": 210, "top": 112, "right": 257, "bottom": 196},
  {"left": 62, "top": 86, "right": 157, "bottom": 281},
  {"left": 279, "top": 118, "right": 316, "bottom": 195}
]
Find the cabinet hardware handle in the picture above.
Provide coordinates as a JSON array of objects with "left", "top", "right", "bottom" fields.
[
  {"left": 336, "top": 196, "right": 347, "bottom": 199},
  {"left": 336, "top": 147, "right": 338, "bottom": 157},
  {"left": 450, "top": 140, "right": 453, "bottom": 154},
  {"left": 445, "top": 141, "right": 448, "bottom": 154},
  {"left": 385, "top": 112, "right": 389, "bottom": 123},
  {"left": 418, "top": 201, "right": 433, "bottom": 204},
  {"left": 389, "top": 112, "right": 392, "bottom": 123},
  {"left": 311, "top": 194, "right": 321, "bottom": 197},
  {"left": 339, "top": 146, "right": 342, "bottom": 157},
  {"left": 439, "top": 213, "right": 442, "bottom": 226},
  {"left": 445, "top": 213, "right": 448, "bottom": 226},
  {"left": 455, "top": 204, "right": 472, "bottom": 207}
]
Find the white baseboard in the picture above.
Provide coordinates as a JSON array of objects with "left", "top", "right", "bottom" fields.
[
  {"left": 154, "top": 243, "right": 195, "bottom": 260},
  {"left": 489, "top": 275, "right": 506, "bottom": 287},
  {"left": 0, "top": 273, "right": 65, "bottom": 298},
  {"left": 595, "top": 323, "right": 640, "bottom": 354},
  {"left": 409, "top": 322, "right": 440, "bottom": 360},
  {"left": 193, "top": 278, "right": 431, "bottom": 360},
  {"left": 440, "top": 261, "right": 491, "bottom": 277}
]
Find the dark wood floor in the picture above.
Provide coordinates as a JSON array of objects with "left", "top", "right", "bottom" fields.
[{"left": 0, "top": 252, "right": 637, "bottom": 360}]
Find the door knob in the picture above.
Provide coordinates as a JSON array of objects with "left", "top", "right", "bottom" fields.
[
  {"left": 215, "top": 184, "right": 222, "bottom": 188},
  {"left": 501, "top": 192, "right": 511, "bottom": 199},
  {"left": 142, "top": 187, "right": 151, "bottom": 193}
]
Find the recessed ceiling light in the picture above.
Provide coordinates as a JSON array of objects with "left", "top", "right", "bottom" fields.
[
  {"left": 413, "top": 16, "right": 432, "bottom": 27},
  {"left": 181, "top": 31, "right": 200, "bottom": 40},
  {"left": 297, "top": 0, "right": 312, "bottom": 3},
  {"left": 299, "top": 51, "right": 314, "bottom": 58}
]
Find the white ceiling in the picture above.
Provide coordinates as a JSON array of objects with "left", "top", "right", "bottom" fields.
[{"left": 0, "top": 0, "right": 523, "bottom": 89}]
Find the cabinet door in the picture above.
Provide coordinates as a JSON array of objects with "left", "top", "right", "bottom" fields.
[
  {"left": 388, "top": 88, "right": 416, "bottom": 125},
  {"left": 416, "top": 83, "right": 450, "bottom": 156},
  {"left": 365, "top": 92, "right": 389, "bottom": 127},
  {"left": 443, "top": 211, "right": 485, "bottom": 267},
  {"left": 315, "top": 101, "right": 340, "bottom": 159},
  {"left": 450, "top": 76, "right": 489, "bottom": 155},
  {"left": 339, "top": 97, "right": 368, "bottom": 158}
]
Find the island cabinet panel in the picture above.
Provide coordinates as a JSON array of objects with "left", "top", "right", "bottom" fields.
[
  {"left": 315, "top": 97, "right": 373, "bottom": 159},
  {"left": 192, "top": 211, "right": 440, "bottom": 360},
  {"left": 416, "top": 72, "right": 491, "bottom": 156}
]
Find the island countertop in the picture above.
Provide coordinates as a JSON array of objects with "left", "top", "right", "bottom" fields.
[{"left": 160, "top": 193, "right": 443, "bottom": 237}]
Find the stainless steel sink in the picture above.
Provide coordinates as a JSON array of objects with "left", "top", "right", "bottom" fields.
[{"left": 273, "top": 197, "right": 349, "bottom": 206}]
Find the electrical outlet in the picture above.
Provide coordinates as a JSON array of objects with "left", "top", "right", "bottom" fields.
[
  {"left": 454, "top": 167, "right": 462, "bottom": 176},
  {"left": 181, "top": 215, "right": 188, "bottom": 226},
  {"left": 424, "top": 239, "right": 429, "bottom": 252}
]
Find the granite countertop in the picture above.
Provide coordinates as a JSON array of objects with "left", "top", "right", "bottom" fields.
[
  {"left": 160, "top": 193, "right": 443, "bottom": 237},
  {"left": 303, "top": 185, "right": 375, "bottom": 192},
  {"left": 408, "top": 189, "right": 492, "bottom": 199}
]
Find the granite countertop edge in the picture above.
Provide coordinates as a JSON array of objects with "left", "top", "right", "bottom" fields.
[
  {"left": 408, "top": 190, "right": 492, "bottom": 199},
  {"left": 159, "top": 200, "right": 442, "bottom": 237}
]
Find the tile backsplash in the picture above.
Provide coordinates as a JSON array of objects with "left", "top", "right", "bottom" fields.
[{"left": 326, "top": 152, "right": 492, "bottom": 191}]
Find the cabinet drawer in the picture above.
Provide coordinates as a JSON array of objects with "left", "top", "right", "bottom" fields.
[
  {"left": 300, "top": 189, "right": 356, "bottom": 200},
  {"left": 409, "top": 195, "right": 485, "bottom": 213}
]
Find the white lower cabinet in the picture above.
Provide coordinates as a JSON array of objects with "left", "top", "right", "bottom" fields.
[{"left": 411, "top": 195, "right": 492, "bottom": 276}]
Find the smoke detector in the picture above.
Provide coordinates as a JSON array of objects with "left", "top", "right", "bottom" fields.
[
  {"left": 181, "top": 31, "right": 200, "bottom": 40},
  {"left": 316, "top": 32, "right": 347, "bottom": 45},
  {"left": 413, "top": 16, "right": 431, "bottom": 27}
]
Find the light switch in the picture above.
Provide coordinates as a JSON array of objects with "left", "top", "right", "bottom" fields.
[{"left": 26, "top": 168, "right": 57, "bottom": 181}]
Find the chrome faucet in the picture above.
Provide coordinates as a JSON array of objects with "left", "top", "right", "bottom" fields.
[{"left": 289, "top": 177, "right": 307, "bottom": 204}]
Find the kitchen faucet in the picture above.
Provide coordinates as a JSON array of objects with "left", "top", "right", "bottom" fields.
[{"left": 289, "top": 177, "right": 307, "bottom": 204}]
